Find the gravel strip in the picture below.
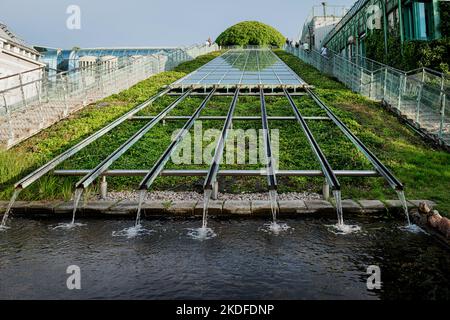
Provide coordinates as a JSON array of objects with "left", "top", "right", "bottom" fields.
[{"left": 99, "top": 191, "right": 322, "bottom": 202}]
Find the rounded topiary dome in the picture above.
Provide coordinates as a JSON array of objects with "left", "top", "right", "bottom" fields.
[{"left": 216, "top": 21, "right": 285, "bottom": 48}]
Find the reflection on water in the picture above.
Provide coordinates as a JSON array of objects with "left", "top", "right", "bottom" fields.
[{"left": 0, "top": 217, "right": 449, "bottom": 300}]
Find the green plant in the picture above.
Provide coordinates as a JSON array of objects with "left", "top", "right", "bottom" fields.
[{"left": 216, "top": 21, "right": 285, "bottom": 48}]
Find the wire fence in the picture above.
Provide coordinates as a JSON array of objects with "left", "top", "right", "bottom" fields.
[
  {"left": 0, "top": 43, "right": 219, "bottom": 149},
  {"left": 285, "top": 46, "right": 450, "bottom": 147}
]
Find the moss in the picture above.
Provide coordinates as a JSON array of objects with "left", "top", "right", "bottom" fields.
[{"left": 216, "top": 21, "right": 285, "bottom": 48}]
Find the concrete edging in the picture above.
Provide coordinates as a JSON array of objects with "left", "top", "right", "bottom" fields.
[{"left": 0, "top": 199, "right": 437, "bottom": 219}]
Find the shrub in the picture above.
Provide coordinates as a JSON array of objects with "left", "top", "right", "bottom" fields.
[{"left": 216, "top": 21, "right": 285, "bottom": 48}]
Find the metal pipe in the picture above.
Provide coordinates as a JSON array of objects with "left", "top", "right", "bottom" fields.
[
  {"left": 306, "top": 88, "right": 404, "bottom": 191},
  {"left": 129, "top": 116, "right": 330, "bottom": 121},
  {"left": 139, "top": 88, "right": 216, "bottom": 190},
  {"left": 75, "top": 89, "right": 193, "bottom": 190},
  {"left": 284, "top": 89, "right": 340, "bottom": 191},
  {"left": 53, "top": 169, "right": 380, "bottom": 177},
  {"left": 167, "top": 92, "right": 308, "bottom": 97},
  {"left": 14, "top": 88, "right": 171, "bottom": 190},
  {"left": 204, "top": 88, "right": 240, "bottom": 190},
  {"left": 260, "top": 88, "right": 278, "bottom": 190}
]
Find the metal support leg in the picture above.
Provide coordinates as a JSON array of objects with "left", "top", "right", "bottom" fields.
[
  {"left": 212, "top": 181, "right": 219, "bottom": 200},
  {"left": 323, "top": 181, "right": 330, "bottom": 200},
  {"left": 100, "top": 176, "right": 108, "bottom": 199}
]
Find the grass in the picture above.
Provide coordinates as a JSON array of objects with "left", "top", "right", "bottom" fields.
[{"left": 0, "top": 49, "right": 449, "bottom": 216}]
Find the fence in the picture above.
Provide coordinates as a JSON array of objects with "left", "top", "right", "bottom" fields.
[
  {"left": 285, "top": 46, "right": 450, "bottom": 147},
  {"left": 0, "top": 43, "right": 219, "bottom": 149}
]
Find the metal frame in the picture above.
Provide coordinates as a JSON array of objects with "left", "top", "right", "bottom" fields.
[
  {"left": 139, "top": 88, "right": 216, "bottom": 190},
  {"left": 11, "top": 49, "right": 402, "bottom": 201},
  {"left": 172, "top": 49, "right": 306, "bottom": 90},
  {"left": 259, "top": 88, "right": 278, "bottom": 191},
  {"left": 14, "top": 88, "right": 171, "bottom": 190},
  {"left": 204, "top": 88, "right": 240, "bottom": 191},
  {"left": 75, "top": 89, "right": 193, "bottom": 190},
  {"left": 284, "top": 89, "right": 340, "bottom": 191}
]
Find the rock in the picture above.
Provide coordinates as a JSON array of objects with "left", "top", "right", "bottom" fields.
[
  {"left": 428, "top": 212, "right": 443, "bottom": 228},
  {"left": 418, "top": 202, "right": 432, "bottom": 214},
  {"left": 437, "top": 218, "right": 450, "bottom": 238}
]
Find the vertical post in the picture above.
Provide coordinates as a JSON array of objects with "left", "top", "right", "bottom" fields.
[
  {"left": 2, "top": 93, "right": 14, "bottom": 146},
  {"left": 416, "top": 83, "right": 424, "bottom": 123},
  {"left": 212, "top": 181, "right": 219, "bottom": 200},
  {"left": 397, "top": 74, "right": 404, "bottom": 111},
  {"left": 359, "top": 66, "right": 364, "bottom": 94},
  {"left": 398, "top": 0, "right": 404, "bottom": 54},
  {"left": 383, "top": 68, "right": 388, "bottom": 101},
  {"left": 370, "top": 72, "right": 374, "bottom": 99},
  {"left": 81, "top": 70, "right": 88, "bottom": 105},
  {"left": 37, "top": 84, "right": 45, "bottom": 129},
  {"left": 18, "top": 73, "right": 28, "bottom": 109},
  {"left": 439, "top": 93, "right": 446, "bottom": 140},
  {"left": 323, "top": 181, "right": 330, "bottom": 201},
  {"left": 62, "top": 75, "right": 69, "bottom": 117},
  {"left": 100, "top": 176, "right": 108, "bottom": 200}
]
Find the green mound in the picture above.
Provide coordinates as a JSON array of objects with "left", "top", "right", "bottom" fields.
[{"left": 216, "top": 21, "right": 285, "bottom": 48}]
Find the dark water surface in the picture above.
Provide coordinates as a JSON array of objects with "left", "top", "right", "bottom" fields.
[{"left": 0, "top": 216, "right": 449, "bottom": 300}]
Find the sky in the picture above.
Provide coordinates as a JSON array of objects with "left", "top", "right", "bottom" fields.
[{"left": 0, "top": 0, "right": 356, "bottom": 49}]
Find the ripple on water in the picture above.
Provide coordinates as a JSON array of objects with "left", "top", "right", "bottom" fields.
[
  {"left": 260, "top": 222, "right": 291, "bottom": 235},
  {"left": 327, "top": 223, "right": 362, "bottom": 235},
  {"left": 52, "top": 222, "right": 87, "bottom": 231},
  {"left": 112, "top": 225, "right": 154, "bottom": 239},
  {"left": 400, "top": 224, "right": 427, "bottom": 234},
  {"left": 187, "top": 227, "right": 217, "bottom": 241}
]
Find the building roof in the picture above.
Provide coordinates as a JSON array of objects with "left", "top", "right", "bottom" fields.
[
  {"left": 322, "top": 0, "right": 369, "bottom": 45},
  {"left": 0, "top": 22, "right": 39, "bottom": 54}
]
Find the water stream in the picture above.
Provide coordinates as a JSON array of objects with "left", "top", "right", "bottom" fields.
[
  {"left": 54, "top": 188, "right": 85, "bottom": 230},
  {"left": 0, "top": 188, "right": 22, "bottom": 230},
  {"left": 396, "top": 190, "right": 424, "bottom": 233},
  {"left": 263, "top": 190, "right": 290, "bottom": 234},
  {"left": 397, "top": 190, "right": 412, "bottom": 225},
  {"left": 187, "top": 189, "right": 216, "bottom": 240},
  {"left": 112, "top": 190, "right": 153, "bottom": 239},
  {"left": 330, "top": 190, "right": 361, "bottom": 235}
]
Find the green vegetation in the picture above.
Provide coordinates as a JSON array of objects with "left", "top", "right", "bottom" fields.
[
  {"left": 216, "top": 21, "right": 285, "bottom": 48},
  {"left": 276, "top": 50, "right": 450, "bottom": 214},
  {"left": 1, "top": 49, "right": 449, "bottom": 216},
  {"left": 366, "top": 30, "right": 450, "bottom": 73},
  {"left": 365, "top": 3, "right": 450, "bottom": 73}
]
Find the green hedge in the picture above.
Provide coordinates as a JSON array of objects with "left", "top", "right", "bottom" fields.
[
  {"left": 216, "top": 21, "right": 285, "bottom": 48},
  {"left": 365, "top": 30, "right": 450, "bottom": 73}
]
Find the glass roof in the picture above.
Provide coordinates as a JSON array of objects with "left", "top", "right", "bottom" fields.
[{"left": 173, "top": 49, "right": 306, "bottom": 88}]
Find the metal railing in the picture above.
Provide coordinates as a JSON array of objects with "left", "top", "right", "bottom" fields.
[
  {"left": 0, "top": 43, "right": 219, "bottom": 149},
  {"left": 285, "top": 46, "right": 450, "bottom": 147}
]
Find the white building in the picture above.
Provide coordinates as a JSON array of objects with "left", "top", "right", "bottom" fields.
[
  {"left": 300, "top": 4, "right": 348, "bottom": 51},
  {"left": 0, "top": 22, "right": 45, "bottom": 107}
]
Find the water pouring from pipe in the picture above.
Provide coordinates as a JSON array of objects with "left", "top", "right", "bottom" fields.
[
  {"left": 53, "top": 188, "right": 86, "bottom": 230},
  {"left": 112, "top": 190, "right": 153, "bottom": 239},
  {"left": 187, "top": 189, "right": 216, "bottom": 241},
  {"left": 396, "top": 190, "right": 424, "bottom": 233},
  {"left": 0, "top": 188, "right": 22, "bottom": 231},
  {"left": 329, "top": 190, "right": 360, "bottom": 235},
  {"left": 262, "top": 189, "right": 290, "bottom": 234}
]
